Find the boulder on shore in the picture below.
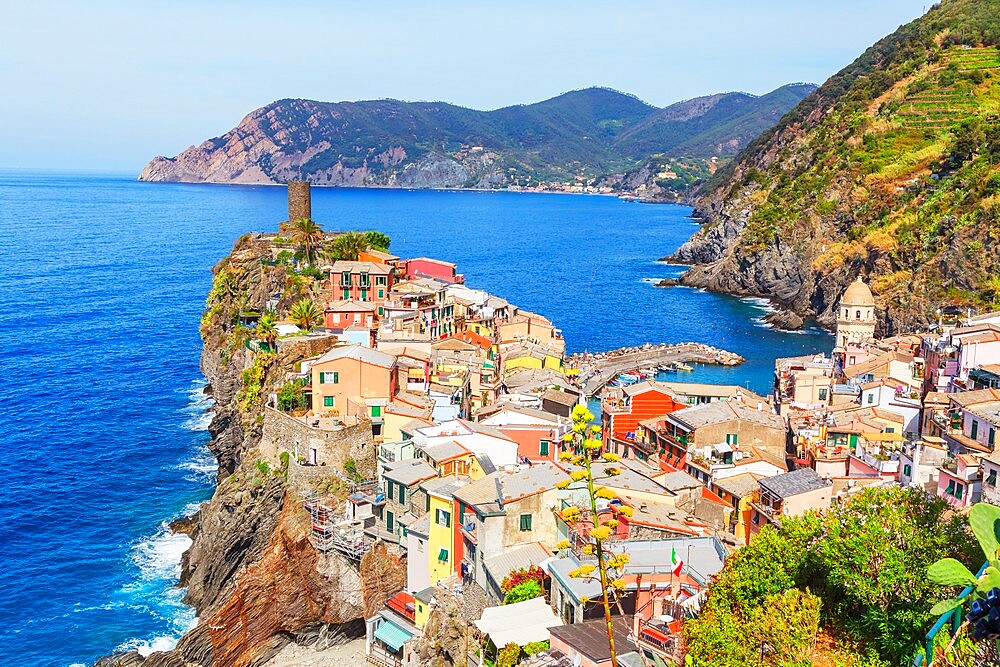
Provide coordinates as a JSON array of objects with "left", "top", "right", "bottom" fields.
[
  {"left": 655, "top": 278, "right": 680, "bottom": 288},
  {"left": 764, "top": 308, "right": 805, "bottom": 331}
]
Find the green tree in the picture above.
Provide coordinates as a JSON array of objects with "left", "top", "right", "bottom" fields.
[
  {"left": 287, "top": 218, "right": 324, "bottom": 265},
  {"left": 256, "top": 312, "right": 278, "bottom": 347},
  {"left": 684, "top": 487, "right": 977, "bottom": 666},
  {"left": 363, "top": 230, "right": 391, "bottom": 251},
  {"left": 503, "top": 579, "right": 542, "bottom": 605},
  {"left": 289, "top": 298, "right": 323, "bottom": 331},
  {"left": 496, "top": 643, "right": 521, "bottom": 667},
  {"left": 325, "top": 231, "right": 369, "bottom": 262},
  {"left": 686, "top": 588, "right": 821, "bottom": 667},
  {"left": 276, "top": 380, "right": 306, "bottom": 412}
]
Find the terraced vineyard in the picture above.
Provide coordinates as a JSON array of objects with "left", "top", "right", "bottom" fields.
[{"left": 895, "top": 46, "right": 999, "bottom": 131}]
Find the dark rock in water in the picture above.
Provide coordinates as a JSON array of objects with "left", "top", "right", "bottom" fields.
[
  {"left": 655, "top": 278, "right": 679, "bottom": 288},
  {"left": 764, "top": 308, "right": 805, "bottom": 331},
  {"left": 95, "top": 651, "right": 145, "bottom": 667}
]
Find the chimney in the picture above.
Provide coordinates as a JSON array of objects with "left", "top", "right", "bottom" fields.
[{"left": 288, "top": 180, "right": 311, "bottom": 223}]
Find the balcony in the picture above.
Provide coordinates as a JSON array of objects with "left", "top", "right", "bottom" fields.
[{"left": 460, "top": 519, "right": 478, "bottom": 545}]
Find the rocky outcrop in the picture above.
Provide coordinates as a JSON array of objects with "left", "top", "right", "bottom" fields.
[
  {"left": 98, "top": 235, "right": 381, "bottom": 667},
  {"left": 670, "top": 1, "right": 1000, "bottom": 333}
]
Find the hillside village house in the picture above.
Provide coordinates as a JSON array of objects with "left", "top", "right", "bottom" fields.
[
  {"left": 403, "top": 257, "right": 463, "bottom": 284},
  {"left": 384, "top": 278, "right": 456, "bottom": 341},
  {"left": 326, "top": 260, "right": 394, "bottom": 316},
  {"left": 937, "top": 453, "right": 981, "bottom": 508},
  {"left": 498, "top": 312, "right": 565, "bottom": 356},
  {"left": 453, "top": 462, "right": 570, "bottom": 596},
  {"left": 749, "top": 468, "right": 831, "bottom": 540},
  {"left": 378, "top": 458, "right": 438, "bottom": 544},
  {"left": 423, "top": 475, "right": 470, "bottom": 585},
  {"left": 309, "top": 345, "right": 397, "bottom": 435},
  {"left": 639, "top": 400, "right": 787, "bottom": 479},
  {"left": 478, "top": 405, "right": 571, "bottom": 462},
  {"left": 324, "top": 300, "right": 376, "bottom": 330},
  {"left": 981, "top": 449, "right": 1000, "bottom": 506}
]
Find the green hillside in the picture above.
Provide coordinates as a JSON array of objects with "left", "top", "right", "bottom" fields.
[
  {"left": 141, "top": 85, "right": 814, "bottom": 190},
  {"left": 683, "top": 0, "right": 1000, "bottom": 328}
]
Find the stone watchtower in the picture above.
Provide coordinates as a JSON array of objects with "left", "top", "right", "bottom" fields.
[
  {"left": 287, "top": 180, "right": 311, "bottom": 224},
  {"left": 835, "top": 277, "right": 877, "bottom": 348}
]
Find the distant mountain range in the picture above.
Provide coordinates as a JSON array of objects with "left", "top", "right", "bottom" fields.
[{"left": 138, "top": 84, "right": 815, "bottom": 193}]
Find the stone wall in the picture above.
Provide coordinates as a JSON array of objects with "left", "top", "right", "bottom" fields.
[{"left": 259, "top": 407, "right": 376, "bottom": 477}]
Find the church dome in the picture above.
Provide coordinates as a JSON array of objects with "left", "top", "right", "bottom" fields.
[{"left": 841, "top": 276, "right": 875, "bottom": 307}]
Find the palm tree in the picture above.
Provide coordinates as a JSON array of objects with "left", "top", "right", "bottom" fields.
[
  {"left": 324, "top": 231, "right": 369, "bottom": 262},
  {"left": 256, "top": 312, "right": 278, "bottom": 347},
  {"left": 289, "top": 218, "right": 324, "bottom": 266},
  {"left": 289, "top": 298, "right": 323, "bottom": 331}
]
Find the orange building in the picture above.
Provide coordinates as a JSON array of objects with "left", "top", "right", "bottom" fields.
[
  {"left": 602, "top": 382, "right": 688, "bottom": 460},
  {"left": 309, "top": 345, "right": 398, "bottom": 428}
]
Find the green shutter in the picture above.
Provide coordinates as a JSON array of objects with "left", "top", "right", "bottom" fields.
[
  {"left": 520, "top": 514, "right": 532, "bottom": 531},
  {"left": 323, "top": 396, "right": 335, "bottom": 407},
  {"left": 956, "top": 484, "right": 964, "bottom": 500},
  {"left": 972, "top": 421, "right": 979, "bottom": 439},
  {"left": 319, "top": 372, "right": 326, "bottom": 384},
  {"left": 333, "top": 372, "right": 339, "bottom": 384},
  {"left": 399, "top": 486, "right": 405, "bottom": 504},
  {"left": 387, "top": 482, "right": 395, "bottom": 501},
  {"left": 438, "top": 548, "right": 448, "bottom": 562},
  {"left": 540, "top": 441, "right": 549, "bottom": 457},
  {"left": 372, "top": 406, "right": 382, "bottom": 417},
  {"left": 387, "top": 511, "right": 394, "bottom": 533}
]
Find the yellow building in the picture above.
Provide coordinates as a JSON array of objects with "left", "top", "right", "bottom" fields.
[
  {"left": 502, "top": 344, "right": 563, "bottom": 375},
  {"left": 422, "top": 475, "right": 469, "bottom": 585}
]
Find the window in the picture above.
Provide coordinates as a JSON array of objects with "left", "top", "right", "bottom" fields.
[
  {"left": 972, "top": 420, "right": 979, "bottom": 440},
  {"left": 436, "top": 509, "right": 451, "bottom": 528},
  {"left": 378, "top": 306, "right": 384, "bottom": 317},
  {"left": 991, "top": 429, "right": 996, "bottom": 447},
  {"left": 725, "top": 433, "right": 738, "bottom": 446},
  {"left": 818, "top": 388, "right": 828, "bottom": 401},
  {"left": 956, "top": 483, "right": 964, "bottom": 500},
  {"left": 438, "top": 548, "right": 449, "bottom": 563},
  {"left": 371, "top": 405, "right": 382, "bottom": 417},
  {"left": 398, "top": 486, "right": 405, "bottom": 504},
  {"left": 519, "top": 514, "right": 532, "bottom": 531},
  {"left": 341, "top": 271, "right": 352, "bottom": 287},
  {"left": 886, "top": 427, "right": 895, "bottom": 434},
  {"left": 386, "top": 511, "right": 394, "bottom": 533},
  {"left": 376, "top": 275, "right": 387, "bottom": 286},
  {"left": 946, "top": 480, "right": 955, "bottom": 496},
  {"left": 323, "top": 396, "right": 335, "bottom": 408},
  {"left": 867, "top": 393, "right": 874, "bottom": 404},
  {"left": 359, "top": 273, "right": 370, "bottom": 288},
  {"left": 904, "top": 464, "right": 912, "bottom": 477},
  {"left": 387, "top": 481, "right": 395, "bottom": 501},
  {"left": 342, "top": 289, "right": 350, "bottom": 300},
  {"left": 320, "top": 372, "right": 339, "bottom": 384},
  {"left": 856, "top": 310, "right": 861, "bottom": 320},
  {"left": 988, "top": 470, "right": 998, "bottom": 487},
  {"left": 378, "top": 289, "right": 384, "bottom": 299},
  {"left": 361, "top": 289, "right": 368, "bottom": 301},
  {"left": 540, "top": 440, "right": 550, "bottom": 457}
]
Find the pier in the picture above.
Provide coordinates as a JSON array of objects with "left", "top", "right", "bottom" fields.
[{"left": 569, "top": 342, "right": 744, "bottom": 398}]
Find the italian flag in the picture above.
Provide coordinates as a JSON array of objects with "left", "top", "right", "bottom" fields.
[{"left": 671, "top": 546, "right": 683, "bottom": 576}]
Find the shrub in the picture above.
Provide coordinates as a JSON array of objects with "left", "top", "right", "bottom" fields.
[
  {"left": 501, "top": 565, "right": 545, "bottom": 593},
  {"left": 496, "top": 643, "right": 521, "bottom": 667},
  {"left": 503, "top": 580, "right": 542, "bottom": 605}
]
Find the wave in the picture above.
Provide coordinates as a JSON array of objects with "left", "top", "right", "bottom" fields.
[
  {"left": 740, "top": 296, "right": 775, "bottom": 313},
  {"left": 115, "top": 523, "right": 198, "bottom": 657}
]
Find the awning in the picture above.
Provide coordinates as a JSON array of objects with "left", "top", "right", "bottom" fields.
[
  {"left": 474, "top": 596, "right": 563, "bottom": 647},
  {"left": 373, "top": 619, "right": 413, "bottom": 652}
]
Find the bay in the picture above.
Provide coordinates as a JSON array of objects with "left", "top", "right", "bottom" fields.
[{"left": 0, "top": 172, "right": 830, "bottom": 666}]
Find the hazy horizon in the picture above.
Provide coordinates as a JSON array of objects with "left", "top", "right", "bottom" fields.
[{"left": 1, "top": 1, "right": 929, "bottom": 171}]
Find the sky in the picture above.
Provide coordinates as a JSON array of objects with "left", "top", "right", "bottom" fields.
[{"left": 0, "top": 0, "right": 931, "bottom": 172}]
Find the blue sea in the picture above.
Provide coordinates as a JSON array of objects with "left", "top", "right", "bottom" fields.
[{"left": 0, "top": 172, "right": 830, "bottom": 666}]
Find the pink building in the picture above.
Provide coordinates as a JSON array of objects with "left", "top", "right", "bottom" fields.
[{"left": 403, "top": 257, "right": 464, "bottom": 284}]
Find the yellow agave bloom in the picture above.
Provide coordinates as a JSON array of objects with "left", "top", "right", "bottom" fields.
[{"left": 590, "top": 526, "right": 612, "bottom": 540}]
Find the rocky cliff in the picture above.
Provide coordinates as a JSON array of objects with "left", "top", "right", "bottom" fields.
[
  {"left": 138, "top": 86, "right": 813, "bottom": 191},
  {"left": 98, "top": 235, "right": 398, "bottom": 667},
  {"left": 672, "top": 0, "right": 1000, "bottom": 332}
]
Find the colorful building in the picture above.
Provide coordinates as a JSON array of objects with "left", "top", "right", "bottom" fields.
[{"left": 309, "top": 345, "right": 397, "bottom": 428}]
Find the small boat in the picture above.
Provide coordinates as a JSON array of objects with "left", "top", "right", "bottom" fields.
[{"left": 674, "top": 362, "right": 694, "bottom": 372}]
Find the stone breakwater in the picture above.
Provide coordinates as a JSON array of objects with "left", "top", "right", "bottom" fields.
[{"left": 569, "top": 342, "right": 744, "bottom": 397}]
